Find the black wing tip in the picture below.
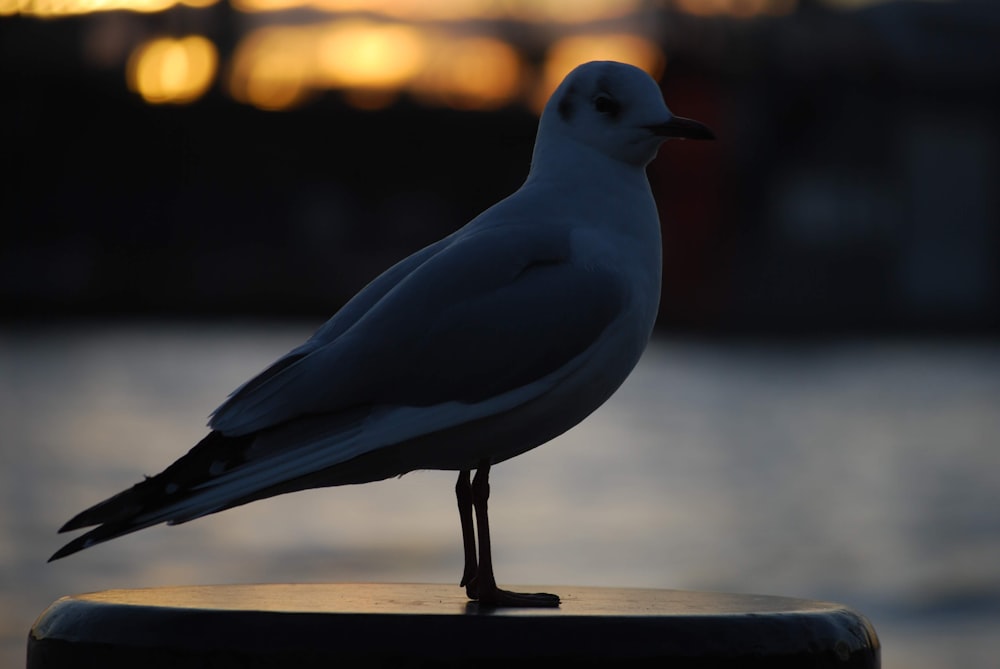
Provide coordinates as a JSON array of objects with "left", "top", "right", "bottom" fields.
[
  {"left": 48, "top": 535, "right": 91, "bottom": 562},
  {"left": 58, "top": 514, "right": 95, "bottom": 534},
  {"left": 56, "top": 496, "right": 139, "bottom": 534},
  {"left": 50, "top": 516, "right": 155, "bottom": 562},
  {"left": 50, "top": 430, "right": 238, "bottom": 562},
  {"left": 48, "top": 548, "right": 70, "bottom": 562}
]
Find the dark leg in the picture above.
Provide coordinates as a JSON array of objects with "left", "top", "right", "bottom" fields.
[
  {"left": 456, "top": 469, "right": 478, "bottom": 596},
  {"left": 466, "top": 459, "right": 560, "bottom": 607}
]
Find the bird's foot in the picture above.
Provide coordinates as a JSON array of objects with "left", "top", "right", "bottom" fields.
[
  {"left": 485, "top": 588, "right": 561, "bottom": 608},
  {"left": 462, "top": 574, "right": 478, "bottom": 600},
  {"left": 465, "top": 579, "right": 560, "bottom": 608}
]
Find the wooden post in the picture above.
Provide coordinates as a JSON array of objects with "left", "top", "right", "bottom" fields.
[{"left": 28, "top": 583, "right": 880, "bottom": 668}]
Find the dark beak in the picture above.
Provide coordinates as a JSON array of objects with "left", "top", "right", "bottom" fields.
[{"left": 648, "top": 115, "right": 715, "bottom": 140}]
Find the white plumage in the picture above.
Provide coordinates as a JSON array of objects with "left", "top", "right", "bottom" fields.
[{"left": 53, "top": 60, "right": 714, "bottom": 606}]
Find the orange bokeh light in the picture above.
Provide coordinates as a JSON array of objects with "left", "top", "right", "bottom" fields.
[
  {"left": 10, "top": 0, "right": 216, "bottom": 18},
  {"left": 228, "top": 20, "right": 524, "bottom": 112},
  {"left": 127, "top": 36, "right": 218, "bottom": 105},
  {"left": 228, "top": 0, "right": 635, "bottom": 23}
]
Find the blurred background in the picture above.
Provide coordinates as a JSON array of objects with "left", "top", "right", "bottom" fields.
[{"left": 2, "top": 0, "right": 999, "bottom": 667}]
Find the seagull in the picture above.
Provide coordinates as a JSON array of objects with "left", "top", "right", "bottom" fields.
[{"left": 50, "top": 60, "right": 714, "bottom": 607}]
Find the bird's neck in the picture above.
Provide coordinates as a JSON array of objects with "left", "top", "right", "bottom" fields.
[
  {"left": 525, "top": 134, "right": 657, "bottom": 227},
  {"left": 527, "top": 133, "right": 650, "bottom": 195}
]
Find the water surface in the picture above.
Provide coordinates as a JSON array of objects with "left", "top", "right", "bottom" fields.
[{"left": 2, "top": 323, "right": 998, "bottom": 667}]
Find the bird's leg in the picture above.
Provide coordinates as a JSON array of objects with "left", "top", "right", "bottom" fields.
[
  {"left": 467, "top": 459, "right": 560, "bottom": 607},
  {"left": 456, "top": 469, "right": 478, "bottom": 596}
]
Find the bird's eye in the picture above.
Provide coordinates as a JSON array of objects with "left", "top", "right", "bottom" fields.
[{"left": 593, "top": 95, "right": 620, "bottom": 116}]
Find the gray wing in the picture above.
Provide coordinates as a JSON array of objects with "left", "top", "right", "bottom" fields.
[
  {"left": 209, "top": 234, "right": 454, "bottom": 409},
  {"left": 209, "top": 223, "right": 625, "bottom": 436},
  {"left": 50, "top": 224, "right": 628, "bottom": 554}
]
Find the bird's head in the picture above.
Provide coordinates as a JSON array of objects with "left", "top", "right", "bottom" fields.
[{"left": 538, "top": 61, "right": 714, "bottom": 168}]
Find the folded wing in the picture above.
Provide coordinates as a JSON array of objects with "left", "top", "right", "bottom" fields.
[
  {"left": 52, "top": 223, "right": 626, "bottom": 559},
  {"left": 209, "top": 224, "right": 623, "bottom": 434}
]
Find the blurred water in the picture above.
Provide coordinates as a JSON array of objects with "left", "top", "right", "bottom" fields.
[{"left": 2, "top": 323, "right": 999, "bottom": 668}]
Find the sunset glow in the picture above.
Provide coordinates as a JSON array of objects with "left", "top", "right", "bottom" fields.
[
  {"left": 227, "top": 0, "right": 638, "bottom": 23},
  {"left": 127, "top": 36, "right": 218, "bottom": 105},
  {"left": 8, "top": 0, "right": 215, "bottom": 18},
  {"left": 0, "top": 0, "right": 806, "bottom": 112},
  {"left": 314, "top": 20, "right": 427, "bottom": 89},
  {"left": 228, "top": 20, "right": 523, "bottom": 111},
  {"left": 410, "top": 37, "right": 522, "bottom": 110}
]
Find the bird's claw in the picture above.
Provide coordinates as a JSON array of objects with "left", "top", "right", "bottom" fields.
[{"left": 464, "top": 580, "right": 560, "bottom": 608}]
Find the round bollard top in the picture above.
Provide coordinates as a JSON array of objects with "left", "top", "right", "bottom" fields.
[{"left": 29, "top": 583, "right": 880, "bottom": 668}]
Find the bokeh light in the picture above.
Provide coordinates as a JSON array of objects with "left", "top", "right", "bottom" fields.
[
  {"left": 409, "top": 37, "right": 522, "bottom": 110},
  {"left": 228, "top": 0, "right": 637, "bottom": 23},
  {"left": 228, "top": 26, "right": 314, "bottom": 111},
  {"left": 9, "top": 0, "right": 215, "bottom": 18},
  {"left": 127, "top": 36, "right": 218, "bottom": 105},
  {"left": 314, "top": 20, "right": 427, "bottom": 90},
  {"left": 228, "top": 19, "right": 524, "bottom": 112}
]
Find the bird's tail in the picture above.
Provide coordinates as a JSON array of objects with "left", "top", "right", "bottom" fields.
[
  {"left": 50, "top": 431, "right": 254, "bottom": 561},
  {"left": 50, "top": 406, "right": 386, "bottom": 561}
]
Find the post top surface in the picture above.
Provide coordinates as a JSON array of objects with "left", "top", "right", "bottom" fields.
[
  {"left": 30, "top": 583, "right": 881, "bottom": 668},
  {"left": 63, "top": 582, "right": 846, "bottom": 617}
]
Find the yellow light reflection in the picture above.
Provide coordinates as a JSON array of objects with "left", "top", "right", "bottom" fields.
[
  {"left": 229, "top": 27, "right": 313, "bottom": 111},
  {"left": 231, "top": 0, "right": 488, "bottom": 18},
  {"left": 12, "top": 0, "right": 216, "bottom": 18},
  {"left": 315, "top": 20, "right": 426, "bottom": 89},
  {"left": 516, "top": 0, "right": 641, "bottom": 23},
  {"left": 412, "top": 38, "right": 522, "bottom": 110},
  {"left": 229, "top": 0, "right": 634, "bottom": 23},
  {"left": 536, "top": 34, "right": 666, "bottom": 112},
  {"left": 228, "top": 20, "right": 523, "bottom": 112},
  {"left": 127, "top": 36, "right": 217, "bottom": 105},
  {"left": 673, "top": 0, "right": 797, "bottom": 18}
]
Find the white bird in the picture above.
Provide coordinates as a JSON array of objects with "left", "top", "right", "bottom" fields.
[{"left": 51, "top": 61, "right": 714, "bottom": 607}]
